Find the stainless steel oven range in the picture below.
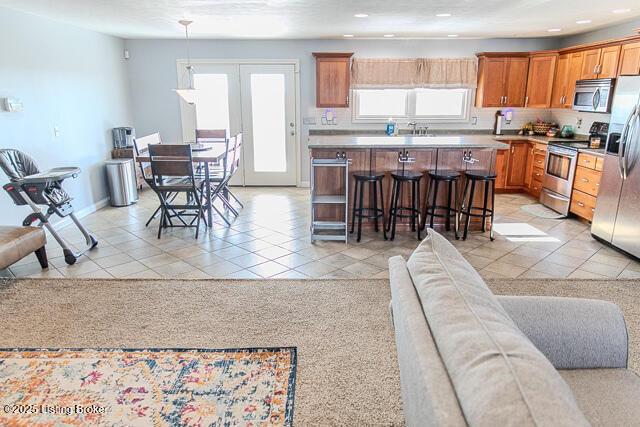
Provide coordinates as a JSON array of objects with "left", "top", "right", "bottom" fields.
[{"left": 540, "top": 144, "right": 581, "bottom": 215}]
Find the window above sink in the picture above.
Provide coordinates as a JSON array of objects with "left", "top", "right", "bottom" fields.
[{"left": 352, "top": 87, "right": 471, "bottom": 123}]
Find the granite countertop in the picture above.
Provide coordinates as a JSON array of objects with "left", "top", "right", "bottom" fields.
[
  {"left": 493, "top": 134, "right": 590, "bottom": 145},
  {"left": 307, "top": 135, "right": 509, "bottom": 149},
  {"left": 577, "top": 147, "right": 606, "bottom": 156}
]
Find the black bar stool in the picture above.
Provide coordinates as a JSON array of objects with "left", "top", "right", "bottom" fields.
[
  {"left": 422, "top": 170, "right": 460, "bottom": 237},
  {"left": 459, "top": 170, "right": 497, "bottom": 241},
  {"left": 350, "top": 172, "right": 387, "bottom": 242},
  {"left": 386, "top": 170, "right": 422, "bottom": 241}
]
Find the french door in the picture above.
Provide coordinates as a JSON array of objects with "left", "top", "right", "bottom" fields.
[{"left": 179, "top": 62, "right": 297, "bottom": 186}]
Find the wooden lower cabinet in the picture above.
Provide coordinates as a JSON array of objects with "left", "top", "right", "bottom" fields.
[
  {"left": 310, "top": 146, "right": 496, "bottom": 232},
  {"left": 506, "top": 142, "right": 528, "bottom": 187},
  {"left": 495, "top": 140, "right": 546, "bottom": 197},
  {"left": 570, "top": 154, "right": 603, "bottom": 222},
  {"left": 570, "top": 190, "right": 597, "bottom": 222},
  {"left": 495, "top": 149, "right": 508, "bottom": 190}
]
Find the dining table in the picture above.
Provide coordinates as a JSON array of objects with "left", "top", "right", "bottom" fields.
[{"left": 136, "top": 142, "right": 227, "bottom": 227}]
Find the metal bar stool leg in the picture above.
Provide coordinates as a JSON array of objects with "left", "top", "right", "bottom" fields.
[
  {"left": 379, "top": 179, "right": 387, "bottom": 240},
  {"left": 457, "top": 177, "right": 469, "bottom": 240},
  {"left": 386, "top": 179, "right": 396, "bottom": 233},
  {"left": 391, "top": 179, "right": 402, "bottom": 241},
  {"left": 463, "top": 179, "right": 476, "bottom": 241},
  {"left": 416, "top": 180, "right": 421, "bottom": 240},
  {"left": 454, "top": 179, "right": 459, "bottom": 239},
  {"left": 429, "top": 179, "right": 439, "bottom": 229},
  {"left": 446, "top": 180, "right": 453, "bottom": 232},
  {"left": 357, "top": 179, "right": 365, "bottom": 242},
  {"left": 372, "top": 180, "right": 379, "bottom": 232},
  {"left": 490, "top": 180, "right": 496, "bottom": 241},
  {"left": 482, "top": 180, "right": 490, "bottom": 233},
  {"left": 350, "top": 179, "right": 359, "bottom": 234},
  {"left": 411, "top": 180, "right": 416, "bottom": 232}
]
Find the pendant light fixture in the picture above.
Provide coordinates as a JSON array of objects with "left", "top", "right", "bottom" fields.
[{"left": 174, "top": 19, "right": 198, "bottom": 104}]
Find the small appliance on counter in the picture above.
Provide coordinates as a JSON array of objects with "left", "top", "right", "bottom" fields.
[
  {"left": 493, "top": 110, "right": 504, "bottom": 135},
  {"left": 112, "top": 127, "right": 136, "bottom": 149},
  {"left": 560, "top": 125, "right": 575, "bottom": 138},
  {"left": 588, "top": 121, "right": 609, "bottom": 148}
]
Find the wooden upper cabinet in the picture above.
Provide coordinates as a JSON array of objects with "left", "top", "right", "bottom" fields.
[
  {"left": 551, "top": 51, "right": 583, "bottom": 108},
  {"left": 580, "top": 48, "right": 601, "bottom": 79},
  {"left": 619, "top": 41, "right": 640, "bottom": 76},
  {"left": 600, "top": 45, "right": 621, "bottom": 78},
  {"left": 525, "top": 53, "right": 557, "bottom": 108},
  {"left": 551, "top": 54, "right": 570, "bottom": 108},
  {"left": 477, "top": 57, "right": 508, "bottom": 107},
  {"left": 475, "top": 54, "right": 529, "bottom": 107},
  {"left": 565, "top": 51, "right": 584, "bottom": 106},
  {"left": 580, "top": 45, "right": 620, "bottom": 79},
  {"left": 313, "top": 52, "right": 353, "bottom": 108},
  {"left": 504, "top": 57, "right": 529, "bottom": 107}
]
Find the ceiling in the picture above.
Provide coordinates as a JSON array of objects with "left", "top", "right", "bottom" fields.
[{"left": 1, "top": 0, "right": 639, "bottom": 39}]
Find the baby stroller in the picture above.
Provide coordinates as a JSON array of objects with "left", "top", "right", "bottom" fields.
[{"left": 0, "top": 149, "right": 98, "bottom": 265}]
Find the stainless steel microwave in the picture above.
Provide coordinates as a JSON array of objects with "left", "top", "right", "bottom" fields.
[{"left": 572, "top": 78, "right": 615, "bottom": 113}]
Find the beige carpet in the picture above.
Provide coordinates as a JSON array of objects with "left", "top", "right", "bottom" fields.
[
  {"left": 488, "top": 278, "right": 640, "bottom": 375},
  {"left": 0, "top": 278, "right": 404, "bottom": 426},
  {"left": 1, "top": 277, "right": 639, "bottom": 425}
]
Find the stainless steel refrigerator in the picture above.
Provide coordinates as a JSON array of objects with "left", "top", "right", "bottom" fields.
[{"left": 591, "top": 76, "right": 640, "bottom": 258}]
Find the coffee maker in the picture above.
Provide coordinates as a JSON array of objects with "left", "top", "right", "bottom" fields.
[
  {"left": 588, "top": 122, "right": 609, "bottom": 149},
  {"left": 112, "top": 127, "right": 136, "bottom": 149}
]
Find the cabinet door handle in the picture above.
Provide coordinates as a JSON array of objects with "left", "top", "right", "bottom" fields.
[
  {"left": 504, "top": 96, "right": 508, "bottom": 105},
  {"left": 581, "top": 178, "right": 589, "bottom": 182},
  {"left": 525, "top": 96, "right": 529, "bottom": 107},
  {"left": 578, "top": 202, "right": 585, "bottom": 207},
  {"left": 593, "top": 64, "right": 598, "bottom": 74}
]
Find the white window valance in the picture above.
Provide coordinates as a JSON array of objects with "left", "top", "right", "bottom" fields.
[{"left": 351, "top": 58, "right": 478, "bottom": 89}]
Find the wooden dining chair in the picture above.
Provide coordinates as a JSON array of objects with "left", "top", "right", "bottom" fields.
[
  {"left": 148, "top": 144, "right": 206, "bottom": 239},
  {"left": 196, "top": 129, "right": 227, "bottom": 144}
]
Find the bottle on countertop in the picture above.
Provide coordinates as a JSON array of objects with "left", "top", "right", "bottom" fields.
[
  {"left": 386, "top": 118, "right": 396, "bottom": 136},
  {"left": 493, "top": 110, "right": 504, "bottom": 135}
]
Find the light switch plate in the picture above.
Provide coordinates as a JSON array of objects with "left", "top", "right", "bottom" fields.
[{"left": 303, "top": 117, "right": 317, "bottom": 125}]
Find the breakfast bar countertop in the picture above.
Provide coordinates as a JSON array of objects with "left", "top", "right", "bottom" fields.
[{"left": 307, "top": 135, "right": 509, "bottom": 149}]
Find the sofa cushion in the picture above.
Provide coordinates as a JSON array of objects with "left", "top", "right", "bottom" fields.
[
  {"left": 559, "top": 369, "right": 640, "bottom": 426},
  {"left": 406, "top": 229, "right": 588, "bottom": 426},
  {"left": 0, "top": 226, "right": 46, "bottom": 270}
]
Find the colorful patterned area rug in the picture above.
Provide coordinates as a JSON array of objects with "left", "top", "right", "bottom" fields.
[{"left": 0, "top": 347, "right": 297, "bottom": 426}]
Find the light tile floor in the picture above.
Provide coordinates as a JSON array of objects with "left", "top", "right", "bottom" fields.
[{"left": 2, "top": 187, "right": 639, "bottom": 281}]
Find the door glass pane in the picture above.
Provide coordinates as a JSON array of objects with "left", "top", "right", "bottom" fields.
[
  {"left": 250, "top": 74, "right": 287, "bottom": 172},
  {"left": 193, "top": 74, "right": 230, "bottom": 138}
]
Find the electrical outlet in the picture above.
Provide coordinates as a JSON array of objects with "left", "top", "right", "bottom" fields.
[
  {"left": 303, "top": 117, "right": 317, "bottom": 125},
  {"left": 53, "top": 126, "right": 61, "bottom": 138},
  {"left": 576, "top": 117, "right": 583, "bottom": 128},
  {"left": 471, "top": 116, "right": 478, "bottom": 125}
]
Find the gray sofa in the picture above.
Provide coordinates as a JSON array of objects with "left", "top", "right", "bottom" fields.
[{"left": 389, "top": 229, "right": 640, "bottom": 426}]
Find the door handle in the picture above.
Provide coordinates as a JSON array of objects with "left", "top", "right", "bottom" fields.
[
  {"left": 619, "top": 105, "right": 638, "bottom": 179},
  {"left": 592, "top": 88, "right": 600, "bottom": 111}
]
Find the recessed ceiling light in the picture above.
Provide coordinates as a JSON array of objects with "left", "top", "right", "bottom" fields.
[
  {"left": 612, "top": 8, "right": 631, "bottom": 13},
  {"left": 576, "top": 19, "right": 592, "bottom": 24},
  {"left": 383, "top": 34, "right": 395, "bottom": 38},
  {"left": 447, "top": 34, "right": 459, "bottom": 37},
  {"left": 436, "top": 13, "right": 452, "bottom": 17},
  {"left": 343, "top": 34, "right": 354, "bottom": 38},
  {"left": 547, "top": 28, "right": 562, "bottom": 32},
  {"left": 354, "top": 13, "right": 368, "bottom": 18}
]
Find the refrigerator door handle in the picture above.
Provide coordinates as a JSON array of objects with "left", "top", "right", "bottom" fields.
[
  {"left": 623, "top": 111, "right": 640, "bottom": 179},
  {"left": 619, "top": 105, "right": 637, "bottom": 179}
]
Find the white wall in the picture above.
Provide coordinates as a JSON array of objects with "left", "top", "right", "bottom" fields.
[
  {"left": 0, "top": 8, "right": 132, "bottom": 224},
  {"left": 125, "top": 37, "right": 557, "bottom": 183}
]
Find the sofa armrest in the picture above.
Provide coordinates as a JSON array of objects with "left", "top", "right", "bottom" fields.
[{"left": 497, "top": 296, "right": 628, "bottom": 369}]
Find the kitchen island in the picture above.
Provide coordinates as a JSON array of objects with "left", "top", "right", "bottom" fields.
[{"left": 308, "top": 135, "right": 509, "bottom": 233}]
